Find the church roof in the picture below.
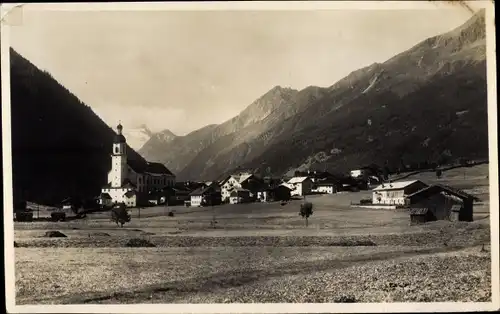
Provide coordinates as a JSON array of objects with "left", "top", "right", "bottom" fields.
[
  {"left": 128, "top": 158, "right": 147, "bottom": 173},
  {"left": 122, "top": 178, "right": 136, "bottom": 189},
  {"left": 145, "top": 162, "right": 174, "bottom": 175}
]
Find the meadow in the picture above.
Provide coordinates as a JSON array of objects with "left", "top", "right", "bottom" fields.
[{"left": 14, "top": 164, "right": 492, "bottom": 304}]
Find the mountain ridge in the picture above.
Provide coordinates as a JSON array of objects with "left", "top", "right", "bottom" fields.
[
  {"left": 9, "top": 48, "right": 150, "bottom": 204},
  {"left": 141, "top": 9, "right": 489, "bottom": 181}
]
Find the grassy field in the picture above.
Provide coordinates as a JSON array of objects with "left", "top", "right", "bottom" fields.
[{"left": 14, "top": 164, "right": 493, "bottom": 304}]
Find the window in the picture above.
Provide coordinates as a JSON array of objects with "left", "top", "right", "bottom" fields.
[{"left": 114, "top": 146, "right": 119, "bottom": 154}]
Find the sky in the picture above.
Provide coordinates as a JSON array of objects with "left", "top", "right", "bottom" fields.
[{"left": 9, "top": 4, "right": 474, "bottom": 139}]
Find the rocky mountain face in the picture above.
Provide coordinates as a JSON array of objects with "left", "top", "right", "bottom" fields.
[
  {"left": 9, "top": 49, "right": 149, "bottom": 204},
  {"left": 141, "top": 10, "right": 488, "bottom": 181},
  {"left": 122, "top": 124, "right": 155, "bottom": 150}
]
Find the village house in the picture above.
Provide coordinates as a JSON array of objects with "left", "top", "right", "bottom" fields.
[
  {"left": 405, "top": 184, "right": 475, "bottom": 223},
  {"left": 269, "top": 185, "right": 292, "bottom": 202},
  {"left": 254, "top": 178, "right": 289, "bottom": 202},
  {"left": 314, "top": 181, "right": 337, "bottom": 194},
  {"left": 189, "top": 185, "right": 221, "bottom": 207},
  {"left": 372, "top": 180, "right": 428, "bottom": 205},
  {"left": 294, "top": 170, "right": 333, "bottom": 183},
  {"left": 168, "top": 187, "right": 192, "bottom": 205},
  {"left": 220, "top": 172, "right": 257, "bottom": 202},
  {"left": 229, "top": 188, "right": 252, "bottom": 204},
  {"left": 284, "top": 176, "right": 313, "bottom": 196},
  {"left": 350, "top": 169, "right": 368, "bottom": 179},
  {"left": 61, "top": 197, "right": 77, "bottom": 212},
  {"left": 350, "top": 166, "right": 381, "bottom": 185},
  {"left": 123, "top": 190, "right": 138, "bottom": 207},
  {"left": 99, "top": 123, "right": 176, "bottom": 207}
]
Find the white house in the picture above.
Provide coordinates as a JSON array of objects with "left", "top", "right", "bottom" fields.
[
  {"left": 286, "top": 176, "right": 313, "bottom": 196},
  {"left": 350, "top": 169, "right": 366, "bottom": 178},
  {"left": 190, "top": 194, "right": 203, "bottom": 207},
  {"left": 315, "top": 182, "right": 337, "bottom": 194},
  {"left": 123, "top": 190, "right": 137, "bottom": 207},
  {"left": 99, "top": 123, "right": 176, "bottom": 207},
  {"left": 220, "top": 172, "right": 255, "bottom": 202},
  {"left": 372, "top": 180, "right": 428, "bottom": 205}
]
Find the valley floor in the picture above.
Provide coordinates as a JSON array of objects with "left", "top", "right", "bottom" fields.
[{"left": 13, "top": 165, "right": 493, "bottom": 304}]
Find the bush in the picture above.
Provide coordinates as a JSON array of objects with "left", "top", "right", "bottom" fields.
[
  {"left": 360, "top": 199, "right": 372, "bottom": 205},
  {"left": 168, "top": 211, "right": 174, "bottom": 217},
  {"left": 125, "top": 238, "right": 156, "bottom": 247}
]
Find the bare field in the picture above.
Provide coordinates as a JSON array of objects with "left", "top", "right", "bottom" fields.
[{"left": 14, "top": 165, "right": 493, "bottom": 304}]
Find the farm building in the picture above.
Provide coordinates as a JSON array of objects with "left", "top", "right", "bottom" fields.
[
  {"left": 229, "top": 188, "right": 251, "bottom": 204},
  {"left": 285, "top": 176, "right": 313, "bottom": 196},
  {"left": 409, "top": 208, "right": 436, "bottom": 225},
  {"left": 405, "top": 184, "right": 475, "bottom": 222},
  {"left": 372, "top": 180, "right": 428, "bottom": 205}
]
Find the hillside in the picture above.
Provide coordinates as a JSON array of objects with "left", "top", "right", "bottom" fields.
[
  {"left": 9, "top": 49, "right": 149, "bottom": 205},
  {"left": 145, "top": 9, "right": 488, "bottom": 181}
]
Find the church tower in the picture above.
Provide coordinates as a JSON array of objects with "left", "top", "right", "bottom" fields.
[{"left": 110, "top": 122, "right": 128, "bottom": 188}]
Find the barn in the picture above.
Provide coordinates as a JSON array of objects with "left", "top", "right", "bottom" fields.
[
  {"left": 409, "top": 207, "right": 436, "bottom": 225},
  {"left": 405, "top": 184, "right": 475, "bottom": 222}
]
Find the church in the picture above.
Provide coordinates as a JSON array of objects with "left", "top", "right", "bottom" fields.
[{"left": 99, "top": 123, "right": 176, "bottom": 207}]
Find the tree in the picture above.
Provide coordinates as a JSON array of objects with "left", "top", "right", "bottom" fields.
[
  {"left": 111, "top": 204, "right": 131, "bottom": 227},
  {"left": 299, "top": 202, "right": 314, "bottom": 227},
  {"left": 382, "top": 166, "right": 390, "bottom": 181},
  {"left": 436, "top": 169, "right": 443, "bottom": 179}
]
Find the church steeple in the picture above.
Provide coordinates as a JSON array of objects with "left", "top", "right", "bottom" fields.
[
  {"left": 110, "top": 121, "right": 127, "bottom": 188},
  {"left": 114, "top": 121, "right": 126, "bottom": 144}
]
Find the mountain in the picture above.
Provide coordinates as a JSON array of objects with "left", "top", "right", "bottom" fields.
[
  {"left": 9, "top": 49, "right": 150, "bottom": 205},
  {"left": 122, "top": 124, "right": 155, "bottom": 150},
  {"left": 143, "top": 10, "right": 488, "bottom": 181},
  {"left": 139, "top": 85, "right": 306, "bottom": 174}
]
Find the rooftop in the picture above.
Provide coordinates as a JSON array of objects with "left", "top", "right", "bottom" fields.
[
  {"left": 373, "top": 180, "right": 424, "bottom": 191},
  {"left": 406, "top": 184, "right": 477, "bottom": 201},
  {"left": 288, "top": 176, "right": 309, "bottom": 184}
]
